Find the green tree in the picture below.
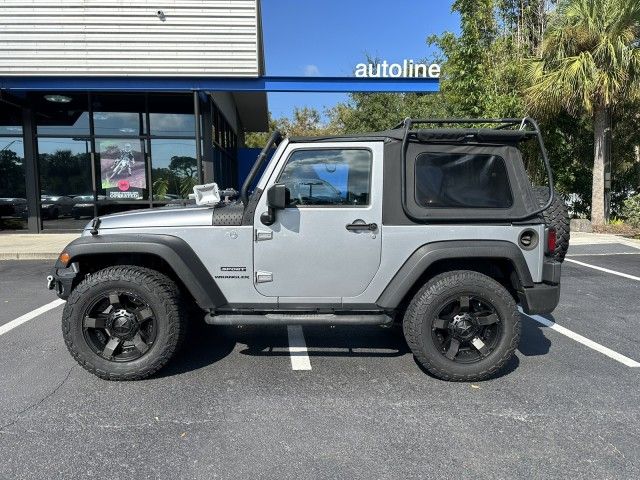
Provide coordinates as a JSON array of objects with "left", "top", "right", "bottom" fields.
[
  {"left": 168, "top": 156, "right": 197, "bottom": 178},
  {"left": 525, "top": 0, "right": 640, "bottom": 225},
  {"left": 245, "top": 107, "right": 338, "bottom": 148},
  {"left": 0, "top": 148, "right": 25, "bottom": 198}
]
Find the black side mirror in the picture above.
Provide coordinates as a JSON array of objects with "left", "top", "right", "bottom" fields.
[{"left": 260, "top": 183, "right": 290, "bottom": 225}]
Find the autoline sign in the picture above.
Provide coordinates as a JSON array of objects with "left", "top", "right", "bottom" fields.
[{"left": 354, "top": 60, "right": 441, "bottom": 78}]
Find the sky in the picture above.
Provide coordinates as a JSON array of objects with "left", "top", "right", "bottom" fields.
[{"left": 260, "top": 0, "right": 459, "bottom": 121}]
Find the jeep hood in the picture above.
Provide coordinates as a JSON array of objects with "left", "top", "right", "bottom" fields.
[{"left": 85, "top": 205, "right": 213, "bottom": 231}]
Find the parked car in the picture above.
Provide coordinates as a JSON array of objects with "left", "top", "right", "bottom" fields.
[
  {"left": 0, "top": 197, "right": 27, "bottom": 218},
  {"left": 40, "top": 195, "right": 75, "bottom": 219}
]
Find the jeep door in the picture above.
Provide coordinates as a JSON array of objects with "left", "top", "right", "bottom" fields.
[{"left": 253, "top": 142, "right": 383, "bottom": 300}]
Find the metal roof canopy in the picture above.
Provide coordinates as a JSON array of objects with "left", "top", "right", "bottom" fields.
[{"left": 0, "top": 76, "right": 439, "bottom": 93}]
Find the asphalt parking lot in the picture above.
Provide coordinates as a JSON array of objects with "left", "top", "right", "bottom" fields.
[{"left": 0, "top": 242, "right": 639, "bottom": 479}]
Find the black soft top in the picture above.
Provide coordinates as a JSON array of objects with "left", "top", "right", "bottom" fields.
[
  {"left": 289, "top": 128, "right": 536, "bottom": 145},
  {"left": 240, "top": 118, "right": 555, "bottom": 223}
]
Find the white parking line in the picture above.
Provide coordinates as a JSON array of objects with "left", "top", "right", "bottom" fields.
[
  {"left": 567, "top": 252, "right": 640, "bottom": 257},
  {"left": 520, "top": 309, "right": 640, "bottom": 368},
  {"left": 287, "top": 325, "right": 311, "bottom": 371},
  {"left": 0, "top": 299, "right": 65, "bottom": 337},
  {"left": 565, "top": 258, "right": 640, "bottom": 282}
]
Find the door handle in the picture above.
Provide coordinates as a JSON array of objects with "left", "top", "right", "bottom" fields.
[{"left": 346, "top": 220, "right": 378, "bottom": 231}]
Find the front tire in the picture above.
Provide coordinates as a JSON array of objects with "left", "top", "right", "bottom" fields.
[
  {"left": 62, "top": 266, "right": 186, "bottom": 380},
  {"left": 403, "top": 271, "right": 520, "bottom": 382}
]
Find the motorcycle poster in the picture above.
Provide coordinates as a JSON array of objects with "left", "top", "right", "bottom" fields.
[{"left": 99, "top": 140, "right": 146, "bottom": 199}]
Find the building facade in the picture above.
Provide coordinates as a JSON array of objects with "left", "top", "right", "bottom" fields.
[{"left": 0, "top": 0, "right": 268, "bottom": 232}]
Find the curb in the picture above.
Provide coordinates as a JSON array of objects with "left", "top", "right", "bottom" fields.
[{"left": 0, "top": 253, "right": 59, "bottom": 261}]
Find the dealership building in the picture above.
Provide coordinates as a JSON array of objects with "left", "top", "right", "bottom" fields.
[
  {"left": 0, "top": 0, "right": 271, "bottom": 232},
  {"left": 0, "top": 1, "right": 437, "bottom": 233}
]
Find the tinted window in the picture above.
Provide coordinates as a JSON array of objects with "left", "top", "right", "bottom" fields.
[
  {"left": 279, "top": 149, "right": 371, "bottom": 206},
  {"left": 92, "top": 94, "right": 146, "bottom": 135},
  {"left": 0, "top": 136, "right": 28, "bottom": 230},
  {"left": 415, "top": 152, "right": 512, "bottom": 208},
  {"left": 34, "top": 93, "right": 90, "bottom": 136},
  {"left": 150, "top": 113, "right": 195, "bottom": 136},
  {"left": 37, "top": 138, "right": 93, "bottom": 230},
  {"left": 148, "top": 94, "right": 195, "bottom": 137}
]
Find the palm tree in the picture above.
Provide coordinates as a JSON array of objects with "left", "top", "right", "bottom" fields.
[{"left": 525, "top": 0, "right": 640, "bottom": 225}]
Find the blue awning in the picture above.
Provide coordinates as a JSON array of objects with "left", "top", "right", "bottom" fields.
[{"left": 0, "top": 75, "right": 439, "bottom": 93}]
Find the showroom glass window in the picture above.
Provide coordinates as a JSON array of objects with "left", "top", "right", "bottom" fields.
[
  {"left": 149, "top": 95, "right": 198, "bottom": 202},
  {"left": 0, "top": 103, "right": 27, "bottom": 231},
  {"left": 278, "top": 149, "right": 372, "bottom": 207},
  {"left": 37, "top": 138, "right": 93, "bottom": 229},
  {"left": 34, "top": 93, "right": 93, "bottom": 230},
  {"left": 28, "top": 92, "right": 237, "bottom": 231},
  {"left": 93, "top": 93, "right": 146, "bottom": 136},
  {"left": 210, "top": 102, "right": 238, "bottom": 188},
  {"left": 93, "top": 94, "right": 149, "bottom": 204},
  {"left": 30, "top": 92, "right": 208, "bottom": 230}
]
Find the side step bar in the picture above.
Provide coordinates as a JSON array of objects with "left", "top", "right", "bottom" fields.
[{"left": 205, "top": 313, "right": 393, "bottom": 326}]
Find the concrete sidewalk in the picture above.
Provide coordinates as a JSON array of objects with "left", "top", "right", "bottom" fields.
[
  {"left": 0, "top": 234, "right": 79, "bottom": 260},
  {"left": 569, "top": 231, "right": 640, "bottom": 248},
  {"left": 0, "top": 231, "right": 638, "bottom": 261}
]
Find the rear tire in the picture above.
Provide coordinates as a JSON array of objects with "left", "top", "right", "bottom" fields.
[
  {"left": 403, "top": 271, "right": 520, "bottom": 382},
  {"left": 533, "top": 185, "right": 570, "bottom": 263},
  {"left": 62, "top": 266, "right": 186, "bottom": 380}
]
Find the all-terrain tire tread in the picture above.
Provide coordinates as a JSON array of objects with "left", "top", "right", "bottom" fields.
[
  {"left": 533, "top": 186, "right": 570, "bottom": 263},
  {"left": 403, "top": 271, "right": 520, "bottom": 382},
  {"left": 61, "top": 266, "right": 186, "bottom": 381}
]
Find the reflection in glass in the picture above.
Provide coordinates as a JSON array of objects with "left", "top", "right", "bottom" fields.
[
  {"left": 38, "top": 138, "right": 93, "bottom": 229},
  {"left": 150, "top": 139, "right": 197, "bottom": 200},
  {"left": 0, "top": 102, "right": 22, "bottom": 135},
  {"left": 35, "top": 93, "right": 90, "bottom": 136},
  {"left": 279, "top": 149, "right": 372, "bottom": 206},
  {"left": 150, "top": 113, "right": 195, "bottom": 136},
  {"left": 0, "top": 137, "right": 28, "bottom": 230},
  {"left": 91, "top": 94, "right": 146, "bottom": 136},
  {"left": 0, "top": 125, "right": 22, "bottom": 136},
  {"left": 94, "top": 112, "right": 144, "bottom": 136}
]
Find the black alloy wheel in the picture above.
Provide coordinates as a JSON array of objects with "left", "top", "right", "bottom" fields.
[
  {"left": 82, "top": 290, "right": 157, "bottom": 362},
  {"left": 403, "top": 270, "right": 520, "bottom": 381},
  {"left": 431, "top": 294, "right": 502, "bottom": 363},
  {"left": 62, "top": 266, "right": 187, "bottom": 380}
]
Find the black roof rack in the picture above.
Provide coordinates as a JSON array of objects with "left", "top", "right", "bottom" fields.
[{"left": 398, "top": 117, "right": 555, "bottom": 218}]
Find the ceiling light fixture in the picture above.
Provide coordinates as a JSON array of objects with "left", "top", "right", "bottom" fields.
[{"left": 44, "top": 95, "right": 72, "bottom": 103}]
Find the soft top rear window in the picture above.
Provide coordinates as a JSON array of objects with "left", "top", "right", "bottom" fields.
[{"left": 414, "top": 152, "right": 513, "bottom": 209}]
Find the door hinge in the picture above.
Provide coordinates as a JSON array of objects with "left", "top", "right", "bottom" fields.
[
  {"left": 255, "top": 229, "right": 273, "bottom": 241},
  {"left": 255, "top": 271, "right": 273, "bottom": 283}
]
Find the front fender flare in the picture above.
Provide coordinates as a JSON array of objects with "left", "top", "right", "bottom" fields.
[
  {"left": 56, "top": 234, "right": 227, "bottom": 310},
  {"left": 376, "top": 240, "right": 533, "bottom": 309}
]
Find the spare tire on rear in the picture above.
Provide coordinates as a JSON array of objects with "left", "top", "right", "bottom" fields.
[{"left": 533, "top": 185, "right": 570, "bottom": 263}]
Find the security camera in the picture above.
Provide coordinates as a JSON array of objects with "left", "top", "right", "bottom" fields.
[{"left": 157, "top": 10, "right": 166, "bottom": 21}]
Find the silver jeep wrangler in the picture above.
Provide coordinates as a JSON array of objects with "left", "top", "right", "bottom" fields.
[{"left": 48, "top": 118, "right": 569, "bottom": 381}]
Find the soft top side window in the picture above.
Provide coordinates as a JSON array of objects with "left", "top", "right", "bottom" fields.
[
  {"left": 278, "top": 148, "right": 372, "bottom": 207},
  {"left": 414, "top": 152, "right": 513, "bottom": 209}
]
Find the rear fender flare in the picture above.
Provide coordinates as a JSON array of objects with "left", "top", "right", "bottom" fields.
[{"left": 376, "top": 240, "right": 533, "bottom": 309}]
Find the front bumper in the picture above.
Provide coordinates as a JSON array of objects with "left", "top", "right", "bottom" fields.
[
  {"left": 518, "top": 259, "right": 561, "bottom": 315},
  {"left": 47, "top": 262, "right": 79, "bottom": 299}
]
